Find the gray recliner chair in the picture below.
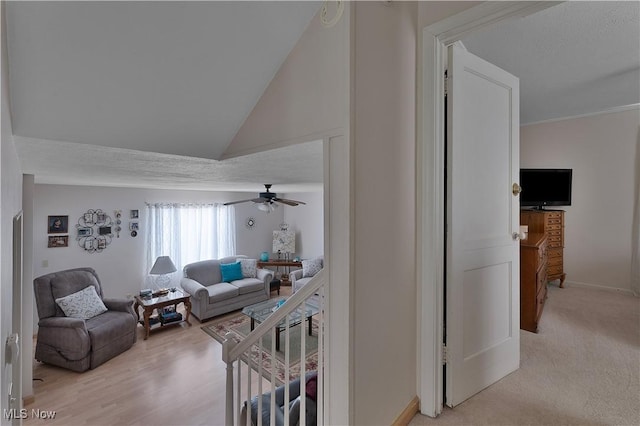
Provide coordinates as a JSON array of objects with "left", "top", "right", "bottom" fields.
[
  {"left": 242, "top": 371, "right": 318, "bottom": 426},
  {"left": 33, "top": 267, "right": 137, "bottom": 372}
]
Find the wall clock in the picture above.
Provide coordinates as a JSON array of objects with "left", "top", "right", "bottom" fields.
[{"left": 246, "top": 217, "right": 256, "bottom": 229}]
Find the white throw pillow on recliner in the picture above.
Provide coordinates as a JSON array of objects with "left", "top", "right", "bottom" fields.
[{"left": 55, "top": 285, "right": 108, "bottom": 320}]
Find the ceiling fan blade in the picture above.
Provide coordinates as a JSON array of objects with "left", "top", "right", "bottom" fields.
[
  {"left": 251, "top": 197, "right": 270, "bottom": 203},
  {"left": 273, "top": 198, "right": 304, "bottom": 206},
  {"left": 223, "top": 198, "right": 255, "bottom": 205},
  {"left": 274, "top": 198, "right": 305, "bottom": 206}
]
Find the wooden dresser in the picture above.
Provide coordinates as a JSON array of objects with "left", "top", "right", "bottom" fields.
[
  {"left": 520, "top": 209, "right": 566, "bottom": 287},
  {"left": 520, "top": 233, "right": 548, "bottom": 333}
]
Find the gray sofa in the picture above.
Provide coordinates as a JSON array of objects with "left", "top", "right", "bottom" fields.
[
  {"left": 180, "top": 255, "right": 273, "bottom": 321},
  {"left": 33, "top": 267, "right": 137, "bottom": 372}
]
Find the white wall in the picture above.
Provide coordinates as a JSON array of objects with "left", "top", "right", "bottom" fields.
[
  {"left": 283, "top": 191, "right": 323, "bottom": 259},
  {"left": 521, "top": 107, "right": 639, "bottom": 292},
  {"left": 224, "top": 6, "right": 346, "bottom": 158},
  {"left": 32, "top": 185, "right": 309, "bottom": 296},
  {"left": 353, "top": 2, "right": 417, "bottom": 424},
  {"left": 2, "top": 0, "right": 27, "bottom": 418},
  {"left": 235, "top": 194, "right": 323, "bottom": 261},
  {"left": 33, "top": 185, "right": 324, "bottom": 289}
]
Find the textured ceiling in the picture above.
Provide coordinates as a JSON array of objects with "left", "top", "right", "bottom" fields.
[
  {"left": 462, "top": 1, "right": 639, "bottom": 124},
  {"left": 6, "top": 1, "right": 639, "bottom": 191},
  {"left": 15, "top": 136, "right": 324, "bottom": 192}
]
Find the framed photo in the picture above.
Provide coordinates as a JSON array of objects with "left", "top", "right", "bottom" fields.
[
  {"left": 97, "top": 239, "right": 107, "bottom": 249},
  {"left": 84, "top": 212, "right": 94, "bottom": 225},
  {"left": 98, "top": 226, "right": 112, "bottom": 236},
  {"left": 77, "top": 227, "right": 92, "bottom": 237},
  {"left": 48, "top": 235, "right": 68, "bottom": 248},
  {"left": 130, "top": 209, "right": 139, "bottom": 219},
  {"left": 130, "top": 222, "right": 139, "bottom": 231},
  {"left": 48, "top": 215, "right": 68, "bottom": 234},
  {"left": 84, "top": 239, "right": 94, "bottom": 250}
]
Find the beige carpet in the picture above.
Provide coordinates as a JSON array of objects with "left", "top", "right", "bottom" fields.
[{"left": 410, "top": 284, "right": 640, "bottom": 426}]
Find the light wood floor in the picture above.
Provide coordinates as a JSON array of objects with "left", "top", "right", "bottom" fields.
[{"left": 24, "top": 288, "right": 290, "bottom": 426}]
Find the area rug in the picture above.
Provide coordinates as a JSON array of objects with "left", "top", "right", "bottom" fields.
[{"left": 202, "top": 311, "right": 319, "bottom": 386}]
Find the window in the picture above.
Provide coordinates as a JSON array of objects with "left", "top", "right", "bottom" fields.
[{"left": 145, "top": 203, "right": 236, "bottom": 277}]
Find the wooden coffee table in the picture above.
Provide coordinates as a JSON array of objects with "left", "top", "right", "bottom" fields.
[{"left": 134, "top": 290, "right": 191, "bottom": 340}]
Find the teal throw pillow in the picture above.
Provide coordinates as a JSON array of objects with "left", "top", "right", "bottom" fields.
[{"left": 220, "top": 261, "right": 244, "bottom": 282}]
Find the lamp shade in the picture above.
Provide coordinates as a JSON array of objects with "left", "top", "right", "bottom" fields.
[
  {"left": 256, "top": 202, "right": 278, "bottom": 213},
  {"left": 150, "top": 256, "right": 177, "bottom": 275}
]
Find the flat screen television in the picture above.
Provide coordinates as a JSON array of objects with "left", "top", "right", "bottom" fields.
[{"left": 520, "top": 168, "right": 572, "bottom": 209}]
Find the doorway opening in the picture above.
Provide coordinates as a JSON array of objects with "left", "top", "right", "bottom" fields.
[{"left": 418, "top": 1, "right": 559, "bottom": 417}]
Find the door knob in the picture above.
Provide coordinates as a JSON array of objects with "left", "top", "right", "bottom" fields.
[
  {"left": 512, "top": 232, "right": 521, "bottom": 241},
  {"left": 512, "top": 183, "right": 522, "bottom": 196}
]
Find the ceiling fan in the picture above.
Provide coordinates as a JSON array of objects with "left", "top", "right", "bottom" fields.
[{"left": 223, "top": 184, "right": 306, "bottom": 212}]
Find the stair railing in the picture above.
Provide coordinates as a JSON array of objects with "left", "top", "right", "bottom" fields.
[{"left": 222, "top": 269, "right": 326, "bottom": 426}]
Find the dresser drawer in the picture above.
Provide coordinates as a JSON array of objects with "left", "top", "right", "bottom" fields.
[
  {"left": 538, "top": 241, "right": 548, "bottom": 267},
  {"left": 545, "top": 211, "right": 562, "bottom": 220},
  {"left": 547, "top": 234, "right": 563, "bottom": 247},
  {"left": 536, "top": 267, "right": 548, "bottom": 294},
  {"left": 548, "top": 256, "right": 563, "bottom": 267},
  {"left": 546, "top": 223, "right": 562, "bottom": 231},
  {"left": 547, "top": 228, "right": 562, "bottom": 237},
  {"left": 547, "top": 248, "right": 563, "bottom": 259},
  {"left": 548, "top": 264, "right": 564, "bottom": 276},
  {"left": 536, "top": 281, "right": 547, "bottom": 319}
]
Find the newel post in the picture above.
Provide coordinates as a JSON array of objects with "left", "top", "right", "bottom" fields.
[{"left": 222, "top": 332, "right": 237, "bottom": 426}]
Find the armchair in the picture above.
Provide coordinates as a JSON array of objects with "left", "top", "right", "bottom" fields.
[
  {"left": 291, "top": 256, "right": 324, "bottom": 293},
  {"left": 242, "top": 371, "right": 318, "bottom": 426},
  {"left": 33, "top": 267, "right": 137, "bottom": 372}
]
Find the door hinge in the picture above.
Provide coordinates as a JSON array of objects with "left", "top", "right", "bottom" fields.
[
  {"left": 442, "top": 344, "right": 448, "bottom": 364},
  {"left": 444, "top": 71, "right": 448, "bottom": 96}
]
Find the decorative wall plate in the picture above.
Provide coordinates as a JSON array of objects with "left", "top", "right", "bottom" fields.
[{"left": 246, "top": 217, "right": 256, "bottom": 229}]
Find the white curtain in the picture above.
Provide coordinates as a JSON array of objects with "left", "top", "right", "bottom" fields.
[{"left": 145, "top": 203, "right": 236, "bottom": 287}]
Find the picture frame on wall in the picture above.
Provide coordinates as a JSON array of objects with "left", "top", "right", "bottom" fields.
[
  {"left": 130, "top": 209, "right": 139, "bottom": 219},
  {"left": 48, "top": 235, "right": 68, "bottom": 248},
  {"left": 48, "top": 215, "right": 68, "bottom": 234},
  {"left": 77, "top": 227, "right": 92, "bottom": 237}
]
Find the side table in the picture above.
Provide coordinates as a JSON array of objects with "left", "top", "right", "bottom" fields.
[
  {"left": 270, "top": 279, "right": 281, "bottom": 295},
  {"left": 257, "top": 260, "right": 303, "bottom": 286},
  {"left": 133, "top": 290, "right": 192, "bottom": 340}
]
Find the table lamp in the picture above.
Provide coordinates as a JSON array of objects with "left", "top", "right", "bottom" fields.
[{"left": 150, "top": 256, "right": 177, "bottom": 290}]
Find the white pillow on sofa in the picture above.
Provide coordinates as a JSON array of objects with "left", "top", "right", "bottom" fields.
[
  {"left": 55, "top": 286, "right": 108, "bottom": 320},
  {"left": 238, "top": 258, "right": 258, "bottom": 278},
  {"left": 302, "top": 258, "right": 323, "bottom": 278}
]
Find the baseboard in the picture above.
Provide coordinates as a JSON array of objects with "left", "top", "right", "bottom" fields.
[
  {"left": 392, "top": 396, "right": 420, "bottom": 426},
  {"left": 563, "top": 280, "right": 635, "bottom": 296}
]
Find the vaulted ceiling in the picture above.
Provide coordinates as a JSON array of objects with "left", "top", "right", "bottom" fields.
[
  {"left": 5, "top": 1, "right": 639, "bottom": 191},
  {"left": 461, "top": 1, "right": 639, "bottom": 125}
]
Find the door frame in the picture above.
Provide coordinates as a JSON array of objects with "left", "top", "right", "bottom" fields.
[{"left": 417, "top": 1, "right": 561, "bottom": 417}]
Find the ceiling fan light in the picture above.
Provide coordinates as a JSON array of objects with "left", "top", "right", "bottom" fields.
[{"left": 256, "top": 203, "right": 270, "bottom": 212}]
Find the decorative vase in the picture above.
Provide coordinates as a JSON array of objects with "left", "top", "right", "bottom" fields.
[{"left": 260, "top": 251, "right": 269, "bottom": 261}]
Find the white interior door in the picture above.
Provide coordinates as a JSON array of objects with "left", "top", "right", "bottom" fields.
[{"left": 446, "top": 42, "right": 520, "bottom": 407}]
